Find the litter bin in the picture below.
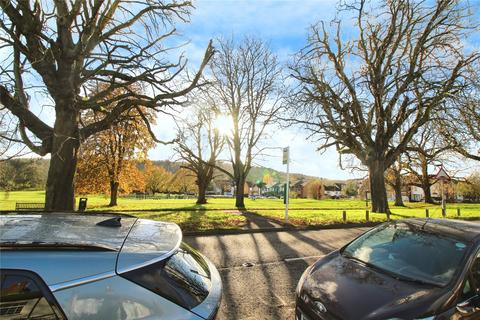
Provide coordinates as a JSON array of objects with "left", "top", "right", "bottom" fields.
[{"left": 78, "top": 198, "right": 88, "bottom": 211}]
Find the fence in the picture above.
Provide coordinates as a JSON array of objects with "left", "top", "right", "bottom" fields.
[
  {"left": 120, "top": 194, "right": 196, "bottom": 200},
  {"left": 336, "top": 207, "right": 468, "bottom": 223}
]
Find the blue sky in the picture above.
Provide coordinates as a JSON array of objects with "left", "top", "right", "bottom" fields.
[
  {"left": 147, "top": 0, "right": 480, "bottom": 180},
  {"left": 149, "top": 0, "right": 352, "bottom": 180},
  {"left": 7, "top": 0, "right": 477, "bottom": 179}
]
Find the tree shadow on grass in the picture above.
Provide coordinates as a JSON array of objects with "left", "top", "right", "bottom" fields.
[
  {"left": 173, "top": 210, "right": 244, "bottom": 232},
  {"left": 91, "top": 203, "right": 209, "bottom": 212},
  {"left": 239, "top": 210, "right": 287, "bottom": 229}
]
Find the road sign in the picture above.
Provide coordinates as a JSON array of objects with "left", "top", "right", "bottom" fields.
[
  {"left": 282, "top": 147, "right": 289, "bottom": 165},
  {"left": 435, "top": 166, "right": 451, "bottom": 181}
]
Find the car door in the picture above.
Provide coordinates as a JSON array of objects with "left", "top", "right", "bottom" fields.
[{"left": 450, "top": 251, "right": 480, "bottom": 320}]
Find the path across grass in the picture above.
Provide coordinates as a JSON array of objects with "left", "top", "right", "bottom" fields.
[{"left": 2, "top": 190, "right": 479, "bottom": 231}]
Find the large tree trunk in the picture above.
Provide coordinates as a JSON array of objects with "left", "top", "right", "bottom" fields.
[
  {"left": 420, "top": 162, "right": 434, "bottom": 204},
  {"left": 196, "top": 180, "right": 208, "bottom": 205},
  {"left": 369, "top": 160, "right": 389, "bottom": 213},
  {"left": 45, "top": 109, "right": 79, "bottom": 211},
  {"left": 109, "top": 181, "right": 119, "bottom": 206},
  {"left": 422, "top": 181, "right": 434, "bottom": 204},
  {"left": 235, "top": 176, "right": 245, "bottom": 208},
  {"left": 393, "top": 170, "right": 405, "bottom": 207}
]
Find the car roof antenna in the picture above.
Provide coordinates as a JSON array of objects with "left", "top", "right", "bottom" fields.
[{"left": 97, "top": 217, "right": 122, "bottom": 227}]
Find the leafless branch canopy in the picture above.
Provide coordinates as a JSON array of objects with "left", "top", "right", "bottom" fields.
[
  {"left": 0, "top": 107, "right": 28, "bottom": 160},
  {"left": 174, "top": 102, "right": 224, "bottom": 202},
  {"left": 0, "top": 0, "right": 214, "bottom": 154},
  {"left": 285, "top": 0, "right": 478, "bottom": 212},
  {"left": 287, "top": 0, "right": 478, "bottom": 168},
  {"left": 438, "top": 63, "right": 480, "bottom": 161},
  {"left": 206, "top": 37, "right": 282, "bottom": 181}
]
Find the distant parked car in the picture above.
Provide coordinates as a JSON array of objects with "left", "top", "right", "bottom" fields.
[
  {"left": 0, "top": 213, "right": 222, "bottom": 320},
  {"left": 296, "top": 218, "right": 480, "bottom": 320}
]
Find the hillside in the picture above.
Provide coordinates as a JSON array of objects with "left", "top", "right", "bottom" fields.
[
  {"left": 0, "top": 158, "right": 347, "bottom": 192},
  {"left": 152, "top": 160, "right": 340, "bottom": 185}
]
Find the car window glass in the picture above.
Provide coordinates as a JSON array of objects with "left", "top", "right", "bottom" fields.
[
  {"left": 0, "top": 273, "right": 63, "bottom": 319},
  {"left": 343, "top": 222, "right": 469, "bottom": 286},
  {"left": 460, "top": 252, "right": 480, "bottom": 301},
  {"left": 121, "top": 242, "right": 211, "bottom": 310}
]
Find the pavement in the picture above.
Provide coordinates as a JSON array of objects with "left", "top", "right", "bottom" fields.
[{"left": 184, "top": 227, "right": 369, "bottom": 320}]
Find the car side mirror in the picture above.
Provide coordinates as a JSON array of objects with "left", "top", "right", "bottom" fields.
[{"left": 457, "top": 295, "right": 480, "bottom": 315}]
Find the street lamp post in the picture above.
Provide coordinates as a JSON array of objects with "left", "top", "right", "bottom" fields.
[
  {"left": 283, "top": 147, "right": 290, "bottom": 223},
  {"left": 435, "top": 165, "right": 451, "bottom": 218}
]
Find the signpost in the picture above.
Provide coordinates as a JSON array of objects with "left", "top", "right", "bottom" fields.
[
  {"left": 283, "top": 147, "right": 290, "bottom": 223},
  {"left": 435, "top": 165, "right": 451, "bottom": 218}
]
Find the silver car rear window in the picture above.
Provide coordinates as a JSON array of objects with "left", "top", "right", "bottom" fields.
[{"left": 120, "top": 242, "right": 211, "bottom": 310}]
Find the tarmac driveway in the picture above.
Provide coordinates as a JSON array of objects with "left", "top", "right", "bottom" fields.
[{"left": 184, "top": 227, "right": 369, "bottom": 320}]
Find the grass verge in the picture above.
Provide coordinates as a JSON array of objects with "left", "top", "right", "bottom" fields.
[{"left": 2, "top": 191, "right": 479, "bottom": 232}]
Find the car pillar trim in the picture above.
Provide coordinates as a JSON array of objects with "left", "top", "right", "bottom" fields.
[{"left": 48, "top": 271, "right": 117, "bottom": 292}]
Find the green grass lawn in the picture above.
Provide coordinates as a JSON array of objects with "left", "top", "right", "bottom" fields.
[
  {"left": 2, "top": 190, "right": 479, "bottom": 231},
  {"left": 254, "top": 205, "right": 480, "bottom": 227},
  {"left": 0, "top": 191, "right": 374, "bottom": 211},
  {"left": 129, "top": 210, "right": 246, "bottom": 232}
]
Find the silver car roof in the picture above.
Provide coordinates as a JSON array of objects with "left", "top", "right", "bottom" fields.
[
  {"left": 0, "top": 213, "right": 183, "bottom": 289},
  {"left": 0, "top": 213, "right": 137, "bottom": 251}
]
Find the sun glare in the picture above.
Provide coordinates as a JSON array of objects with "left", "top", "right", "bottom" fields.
[{"left": 214, "top": 115, "right": 232, "bottom": 137}]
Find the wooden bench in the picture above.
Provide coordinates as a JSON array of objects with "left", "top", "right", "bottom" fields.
[{"left": 15, "top": 202, "right": 45, "bottom": 211}]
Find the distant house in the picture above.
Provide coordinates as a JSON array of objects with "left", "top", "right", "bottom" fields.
[
  {"left": 209, "top": 179, "right": 234, "bottom": 196},
  {"left": 403, "top": 175, "right": 466, "bottom": 203},
  {"left": 264, "top": 182, "right": 287, "bottom": 197},
  {"left": 324, "top": 183, "right": 343, "bottom": 198},
  {"left": 291, "top": 180, "right": 307, "bottom": 198},
  {"left": 430, "top": 177, "right": 466, "bottom": 202},
  {"left": 246, "top": 181, "right": 261, "bottom": 196},
  {"left": 409, "top": 185, "right": 424, "bottom": 202},
  {"left": 302, "top": 179, "right": 324, "bottom": 199}
]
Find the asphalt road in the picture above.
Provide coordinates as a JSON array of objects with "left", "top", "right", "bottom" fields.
[{"left": 184, "top": 227, "right": 369, "bottom": 320}]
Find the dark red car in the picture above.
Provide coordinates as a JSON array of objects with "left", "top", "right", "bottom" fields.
[{"left": 296, "top": 219, "right": 480, "bottom": 320}]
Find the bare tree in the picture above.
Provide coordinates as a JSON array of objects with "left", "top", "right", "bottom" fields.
[
  {"left": 174, "top": 106, "right": 223, "bottom": 204},
  {"left": 385, "top": 158, "right": 405, "bottom": 206},
  {"left": 404, "top": 124, "right": 452, "bottom": 203},
  {"left": 0, "top": 109, "right": 27, "bottom": 160},
  {"left": 0, "top": 0, "right": 214, "bottom": 210},
  {"left": 439, "top": 64, "right": 480, "bottom": 162},
  {"left": 205, "top": 38, "right": 282, "bottom": 208},
  {"left": 286, "top": 0, "right": 478, "bottom": 213}
]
